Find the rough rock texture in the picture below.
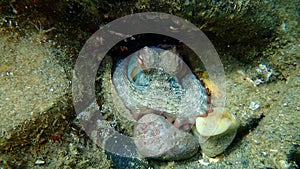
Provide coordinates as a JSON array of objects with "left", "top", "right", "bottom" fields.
[
  {"left": 0, "top": 31, "right": 71, "bottom": 151},
  {"left": 67, "top": 0, "right": 279, "bottom": 63}
]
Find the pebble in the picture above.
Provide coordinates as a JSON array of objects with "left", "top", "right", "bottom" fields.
[
  {"left": 249, "top": 102, "right": 260, "bottom": 110},
  {"left": 225, "top": 161, "right": 233, "bottom": 165},
  {"left": 35, "top": 159, "right": 45, "bottom": 165},
  {"left": 198, "top": 159, "right": 210, "bottom": 166}
]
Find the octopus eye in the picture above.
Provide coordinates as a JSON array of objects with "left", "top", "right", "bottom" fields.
[{"left": 130, "top": 67, "right": 139, "bottom": 82}]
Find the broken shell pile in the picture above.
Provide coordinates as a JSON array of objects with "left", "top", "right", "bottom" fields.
[{"left": 104, "top": 46, "right": 239, "bottom": 160}]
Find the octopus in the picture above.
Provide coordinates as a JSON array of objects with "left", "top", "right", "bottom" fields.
[
  {"left": 113, "top": 46, "right": 208, "bottom": 130},
  {"left": 111, "top": 46, "right": 204, "bottom": 159},
  {"left": 107, "top": 46, "right": 238, "bottom": 160}
]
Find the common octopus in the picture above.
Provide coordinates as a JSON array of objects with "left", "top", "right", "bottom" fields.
[{"left": 107, "top": 46, "right": 238, "bottom": 160}]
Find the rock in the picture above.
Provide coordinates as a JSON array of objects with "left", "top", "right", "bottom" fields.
[
  {"left": 34, "top": 159, "right": 45, "bottom": 165},
  {"left": 0, "top": 30, "right": 71, "bottom": 151},
  {"left": 134, "top": 113, "right": 199, "bottom": 161}
]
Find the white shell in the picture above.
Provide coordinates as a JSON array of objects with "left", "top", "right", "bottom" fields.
[
  {"left": 195, "top": 108, "right": 236, "bottom": 137},
  {"left": 193, "top": 108, "right": 239, "bottom": 157}
]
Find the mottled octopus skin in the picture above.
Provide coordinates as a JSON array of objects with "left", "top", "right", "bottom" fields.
[{"left": 113, "top": 46, "right": 208, "bottom": 128}]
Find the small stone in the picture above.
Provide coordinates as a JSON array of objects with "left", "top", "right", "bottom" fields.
[
  {"left": 262, "top": 152, "right": 268, "bottom": 156},
  {"left": 198, "top": 159, "right": 210, "bottom": 166},
  {"left": 249, "top": 102, "right": 260, "bottom": 110},
  {"left": 279, "top": 160, "right": 290, "bottom": 168},
  {"left": 35, "top": 159, "right": 45, "bottom": 165}
]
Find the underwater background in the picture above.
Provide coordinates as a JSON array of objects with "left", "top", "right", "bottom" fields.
[{"left": 0, "top": 0, "right": 299, "bottom": 168}]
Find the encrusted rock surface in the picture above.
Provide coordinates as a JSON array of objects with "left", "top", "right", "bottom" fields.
[{"left": 0, "top": 31, "right": 71, "bottom": 151}]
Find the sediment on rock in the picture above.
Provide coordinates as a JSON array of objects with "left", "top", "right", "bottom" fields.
[{"left": 0, "top": 30, "right": 72, "bottom": 151}]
